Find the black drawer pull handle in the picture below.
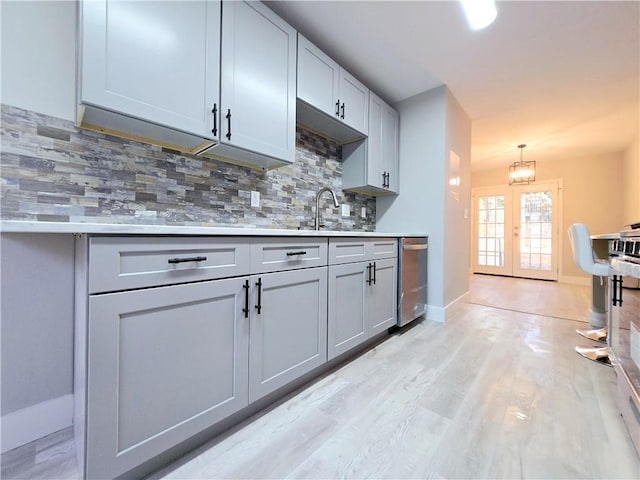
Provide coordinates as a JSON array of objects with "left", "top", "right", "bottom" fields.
[
  {"left": 168, "top": 256, "right": 207, "bottom": 264},
  {"left": 372, "top": 261, "right": 377, "bottom": 285},
  {"left": 286, "top": 250, "right": 307, "bottom": 256},
  {"left": 366, "top": 263, "right": 372, "bottom": 285},
  {"left": 255, "top": 278, "right": 262, "bottom": 314},
  {"left": 340, "top": 102, "right": 345, "bottom": 119},
  {"left": 335, "top": 99, "right": 340, "bottom": 116},
  {"left": 242, "top": 279, "right": 250, "bottom": 318},
  {"left": 226, "top": 109, "right": 232, "bottom": 140}
]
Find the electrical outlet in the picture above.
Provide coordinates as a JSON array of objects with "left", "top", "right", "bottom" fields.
[
  {"left": 361, "top": 207, "right": 367, "bottom": 218},
  {"left": 250, "top": 191, "right": 260, "bottom": 208},
  {"left": 341, "top": 204, "right": 350, "bottom": 217}
]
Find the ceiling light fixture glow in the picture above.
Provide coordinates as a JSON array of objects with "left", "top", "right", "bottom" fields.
[{"left": 460, "top": 0, "right": 497, "bottom": 31}]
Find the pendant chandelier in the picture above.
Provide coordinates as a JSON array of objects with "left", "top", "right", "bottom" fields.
[{"left": 509, "top": 144, "right": 536, "bottom": 185}]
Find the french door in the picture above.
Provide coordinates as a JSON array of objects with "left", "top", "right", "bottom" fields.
[{"left": 472, "top": 181, "right": 560, "bottom": 280}]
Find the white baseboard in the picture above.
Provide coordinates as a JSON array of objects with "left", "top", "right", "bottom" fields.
[
  {"left": 1, "top": 394, "right": 73, "bottom": 453},
  {"left": 426, "top": 291, "right": 470, "bottom": 323}
]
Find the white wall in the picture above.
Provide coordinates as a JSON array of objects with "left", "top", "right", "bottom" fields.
[
  {"left": 443, "top": 89, "right": 471, "bottom": 306},
  {"left": 377, "top": 85, "right": 471, "bottom": 320},
  {"left": 0, "top": 0, "right": 77, "bottom": 120},
  {"left": 0, "top": 1, "right": 78, "bottom": 450},
  {"left": 622, "top": 135, "right": 640, "bottom": 225}
]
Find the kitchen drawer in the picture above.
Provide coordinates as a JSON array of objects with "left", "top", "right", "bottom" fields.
[
  {"left": 370, "top": 238, "right": 397, "bottom": 259},
  {"left": 329, "top": 238, "right": 369, "bottom": 265},
  {"left": 329, "top": 238, "right": 397, "bottom": 265},
  {"left": 88, "top": 236, "right": 250, "bottom": 294},
  {"left": 250, "top": 238, "right": 328, "bottom": 273}
]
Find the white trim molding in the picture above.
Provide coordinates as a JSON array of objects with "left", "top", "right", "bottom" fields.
[
  {"left": 427, "top": 291, "right": 470, "bottom": 323},
  {"left": 1, "top": 394, "right": 73, "bottom": 453}
]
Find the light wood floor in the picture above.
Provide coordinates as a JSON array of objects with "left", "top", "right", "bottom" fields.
[
  {"left": 468, "top": 273, "right": 592, "bottom": 323},
  {"left": 3, "top": 276, "right": 639, "bottom": 479}
]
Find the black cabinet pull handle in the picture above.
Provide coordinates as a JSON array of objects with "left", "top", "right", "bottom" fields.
[
  {"left": 212, "top": 104, "right": 218, "bottom": 136},
  {"left": 372, "top": 261, "right": 377, "bottom": 285},
  {"left": 385, "top": 172, "right": 390, "bottom": 188},
  {"left": 382, "top": 171, "right": 387, "bottom": 188},
  {"left": 167, "top": 256, "right": 207, "bottom": 264},
  {"left": 226, "top": 109, "right": 232, "bottom": 140},
  {"left": 255, "top": 278, "right": 262, "bottom": 314},
  {"left": 286, "top": 250, "right": 307, "bottom": 256},
  {"left": 612, "top": 275, "right": 621, "bottom": 306},
  {"left": 335, "top": 99, "right": 340, "bottom": 116},
  {"left": 340, "top": 102, "right": 345, "bottom": 119},
  {"left": 618, "top": 276, "right": 624, "bottom": 306},
  {"left": 366, "top": 263, "right": 372, "bottom": 285},
  {"left": 242, "top": 279, "right": 250, "bottom": 318}
]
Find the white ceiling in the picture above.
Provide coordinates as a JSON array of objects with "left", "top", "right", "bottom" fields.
[{"left": 266, "top": 0, "right": 640, "bottom": 171}]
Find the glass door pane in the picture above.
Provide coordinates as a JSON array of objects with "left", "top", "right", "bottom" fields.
[
  {"left": 512, "top": 183, "right": 558, "bottom": 280},
  {"left": 473, "top": 187, "right": 513, "bottom": 276}
]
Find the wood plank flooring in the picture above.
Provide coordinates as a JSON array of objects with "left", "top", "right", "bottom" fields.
[
  {"left": 3, "top": 275, "right": 639, "bottom": 479},
  {"left": 468, "top": 273, "right": 592, "bottom": 322}
]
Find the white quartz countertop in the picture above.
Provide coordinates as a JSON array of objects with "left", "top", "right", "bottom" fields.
[
  {"left": 611, "top": 258, "right": 640, "bottom": 279},
  {"left": 591, "top": 233, "right": 620, "bottom": 240},
  {"left": 0, "top": 220, "right": 426, "bottom": 238}
]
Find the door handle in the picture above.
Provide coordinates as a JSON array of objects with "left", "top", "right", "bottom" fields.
[
  {"left": 255, "top": 278, "right": 262, "bottom": 313},
  {"left": 211, "top": 103, "right": 217, "bottom": 136},
  {"left": 366, "top": 263, "right": 372, "bottom": 285},
  {"left": 372, "top": 261, "right": 377, "bottom": 285},
  {"left": 242, "top": 279, "right": 249, "bottom": 318},
  {"left": 335, "top": 99, "right": 340, "bottom": 117},
  {"left": 226, "top": 109, "right": 232, "bottom": 140},
  {"left": 340, "top": 102, "right": 345, "bottom": 119}
]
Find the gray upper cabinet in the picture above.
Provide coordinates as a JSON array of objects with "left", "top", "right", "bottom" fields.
[
  {"left": 79, "top": 0, "right": 296, "bottom": 170},
  {"left": 79, "top": 0, "right": 221, "bottom": 155},
  {"left": 338, "top": 68, "right": 369, "bottom": 136},
  {"left": 342, "top": 92, "right": 399, "bottom": 196},
  {"left": 296, "top": 34, "right": 369, "bottom": 143},
  {"left": 212, "top": 1, "right": 297, "bottom": 169}
]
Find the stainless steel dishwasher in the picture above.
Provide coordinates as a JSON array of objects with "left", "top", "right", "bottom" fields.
[{"left": 398, "top": 237, "right": 428, "bottom": 326}]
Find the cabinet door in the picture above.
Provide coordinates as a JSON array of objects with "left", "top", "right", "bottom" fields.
[
  {"left": 81, "top": 0, "right": 220, "bottom": 139},
  {"left": 339, "top": 68, "right": 369, "bottom": 135},
  {"left": 369, "top": 257, "right": 398, "bottom": 336},
  {"left": 366, "top": 93, "right": 384, "bottom": 189},
  {"left": 86, "top": 277, "right": 249, "bottom": 479},
  {"left": 297, "top": 34, "right": 340, "bottom": 118},
  {"left": 328, "top": 263, "right": 368, "bottom": 360},
  {"left": 249, "top": 267, "right": 327, "bottom": 402},
  {"left": 220, "top": 1, "right": 296, "bottom": 163},
  {"left": 381, "top": 103, "right": 400, "bottom": 193}
]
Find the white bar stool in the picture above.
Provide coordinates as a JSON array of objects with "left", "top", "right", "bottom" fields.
[{"left": 568, "top": 223, "right": 614, "bottom": 365}]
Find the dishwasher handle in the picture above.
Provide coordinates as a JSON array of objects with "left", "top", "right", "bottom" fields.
[{"left": 402, "top": 244, "right": 428, "bottom": 251}]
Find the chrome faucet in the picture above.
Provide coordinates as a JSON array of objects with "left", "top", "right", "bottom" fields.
[{"left": 314, "top": 187, "right": 340, "bottom": 230}]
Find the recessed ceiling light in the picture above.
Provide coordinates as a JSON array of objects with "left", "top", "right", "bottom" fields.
[{"left": 460, "top": 0, "right": 497, "bottom": 31}]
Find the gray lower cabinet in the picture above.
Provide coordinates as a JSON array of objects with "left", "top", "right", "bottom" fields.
[
  {"left": 368, "top": 257, "right": 397, "bottom": 335},
  {"left": 249, "top": 267, "right": 328, "bottom": 402},
  {"left": 327, "top": 239, "right": 398, "bottom": 360},
  {"left": 86, "top": 277, "right": 249, "bottom": 479},
  {"left": 327, "top": 262, "right": 368, "bottom": 359}
]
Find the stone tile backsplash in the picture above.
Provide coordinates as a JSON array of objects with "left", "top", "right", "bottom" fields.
[{"left": 0, "top": 104, "right": 376, "bottom": 230}]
